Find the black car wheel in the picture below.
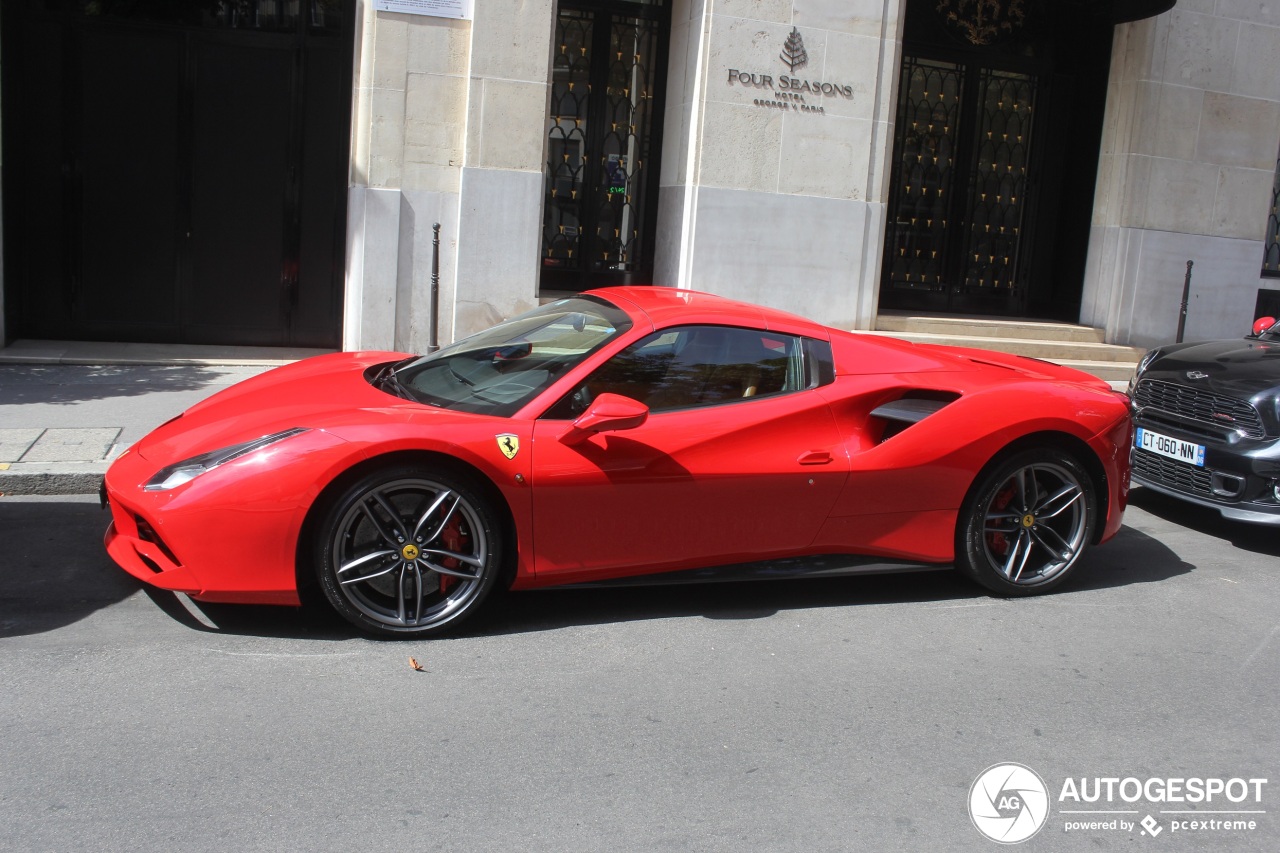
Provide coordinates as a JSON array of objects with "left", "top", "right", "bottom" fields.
[
  {"left": 957, "top": 448, "right": 1096, "bottom": 595},
  {"left": 315, "top": 465, "right": 503, "bottom": 637}
]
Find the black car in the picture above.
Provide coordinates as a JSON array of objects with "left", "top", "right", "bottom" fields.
[{"left": 1129, "top": 318, "right": 1280, "bottom": 524}]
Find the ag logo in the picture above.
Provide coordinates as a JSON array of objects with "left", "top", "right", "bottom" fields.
[
  {"left": 969, "top": 763, "right": 1050, "bottom": 844},
  {"left": 496, "top": 434, "right": 520, "bottom": 460}
]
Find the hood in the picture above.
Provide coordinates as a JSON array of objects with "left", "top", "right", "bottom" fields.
[
  {"left": 1144, "top": 338, "right": 1280, "bottom": 400},
  {"left": 134, "top": 351, "right": 492, "bottom": 464}
]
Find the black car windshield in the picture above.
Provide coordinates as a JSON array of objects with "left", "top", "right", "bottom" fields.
[
  {"left": 389, "top": 295, "right": 633, "bottom": 416},
  {"left": 1261, "top": 321, "right": 1280, "bottom": 342}
]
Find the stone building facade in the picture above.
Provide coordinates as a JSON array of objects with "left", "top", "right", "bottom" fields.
[{"left": 4, "top": 1, "right": 1280, "bottom": 352}]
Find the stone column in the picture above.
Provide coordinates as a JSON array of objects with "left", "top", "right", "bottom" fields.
[
  {"left": 344, "top": 1, "right": 552, "bottom": 352},
  {"left": 655, "top": 0, "right": 904, "bottom": 329},
  {"left": 1082, "top": 3, "right": 1280, "bottom": 348}
]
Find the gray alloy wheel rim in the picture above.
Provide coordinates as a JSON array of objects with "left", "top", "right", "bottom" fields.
[
  {"left": 331, "top": 477, "right": 489, "bottom": 631},
  {"left": 979, "top": 461, "right": 1087, "bottom": 586}
]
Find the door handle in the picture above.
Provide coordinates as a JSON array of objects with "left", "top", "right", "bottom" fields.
[{"left": 797, "top": 450, "right": 833, "bottom": 465}]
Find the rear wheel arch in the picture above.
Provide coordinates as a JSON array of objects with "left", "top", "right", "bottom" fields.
[{"left": 294, "top": 449, "right": 519, "bottom": 610}]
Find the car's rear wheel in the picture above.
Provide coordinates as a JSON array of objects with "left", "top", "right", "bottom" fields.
[
  {"left": 315, "top": 466, "right": 502, "bottom": 637},
  {"left": 956, "top": 447, "right": 1096, "bottom": 595}
]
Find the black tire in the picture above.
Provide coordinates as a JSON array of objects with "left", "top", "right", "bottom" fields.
[
  {"left": 956, "top": 447, "right": 1096, "bottom": 596},
  {"left": 314, "top": 465, "right": 503, "bottom": 637}
]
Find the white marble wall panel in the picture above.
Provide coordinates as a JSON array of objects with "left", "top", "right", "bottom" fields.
[
  {"left": 396, "top": 189, "right": 460, "bottom": 352},
  {"left": 794, "top": 0, "right": 901, "bottom": 40},
  {"left": 658, "top": 0, "right": 903, "bottom": 327},
  {"left": 1196, "top": 92, "right": 1280, "bottom": 170},
  {"left": 1232, "top": 21, "right": 1280, "bottom": 101},
  {"left": 685, "top": 187, "right": 871, "bottom": 329},
  {"left": 453, "top": 168, "right": 543, "bottom": 340},
  {"left": 1214, "top": 167, "right": 1274, "bottom": 241},
  {"left": 1163, "top": 8, "right": 1237, "bottom": 91},
  {"left": 347, "top": 3, "right": 553, "bottom": 350},
  {"left": 1217, "top": 0, "right": 1280, "bottom": 27},
  {"left": 1084, "top": 225, "right": 1267, "bottom": 348},
  {"left": 1088, "top": 7, "right": 1280, "bottom": 345},
  {"left": 344, "top": 186, "right": 402, "bottom": 351}
]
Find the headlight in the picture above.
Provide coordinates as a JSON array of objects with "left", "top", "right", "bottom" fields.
[
  {"left": 144, "top": 428, "right": 309, "bottom": 491},
  {"left": 1129, "top": 348, "right": 1162, "bottom": 395},
  {"left": 1134, "top": 348, "right": 1161, "bottom": 378}
]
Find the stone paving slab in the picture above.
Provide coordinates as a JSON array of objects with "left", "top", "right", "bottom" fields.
[
  {"left": 19, "top": 428, "right": 122, "bottom": 463},
  {"left": 0, "top": 429, "right": 44, "bottom": 463}
]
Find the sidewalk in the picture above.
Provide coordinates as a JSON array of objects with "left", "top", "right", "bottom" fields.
[{"left": 0, "top": 340, "right": 329, "bottom": 495}]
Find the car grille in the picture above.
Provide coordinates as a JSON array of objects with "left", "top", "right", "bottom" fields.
[
  {"left": 1132, "top": 379, "right": 1265, "bottom": 440},
  {"left": 1132, "top": 449, "right": 1214, "bottom": 499}
]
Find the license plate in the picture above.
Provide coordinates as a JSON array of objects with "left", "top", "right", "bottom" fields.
[{"left": 1136, "top": 427, "right": 1205, "bottom": 467}]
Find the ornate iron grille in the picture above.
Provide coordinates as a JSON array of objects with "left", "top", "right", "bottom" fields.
[
  {"left": 1265, "top": 142, "right": 1280, "bottom": 277},
  {"left": 1132, "top": 450, "right": 1215, "bottom": 499},
  {"left": 884, "top": 57, "right": 963, "bottom": 293},
  {"left": 959, "top": 68, "right": 1034, "bottom": 295},
  {"left": 544, "top": 10, "right": 593, "bottom": 269},
  {"left": 1133, "top": 379, "right": 1266, "bottom": 440},
  {"left": 542, "top": 3, "right": 664, "bottom": 291}
]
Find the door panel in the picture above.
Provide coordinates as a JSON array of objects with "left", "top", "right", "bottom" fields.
[
  {"left": 881, "top": 56, "right": 1038, "bottom": 315},
  {"left": 530, "top": 393, "right": 848, "bottom": 580},
  {"left": 184, "top": 39, "right": 293, "bottom": 344},
  {"left": 78, "top": 27, "right": 184, "bottom": 335},
  {"left": 4, "top": 4, "right": 351, "bottom": 347}
]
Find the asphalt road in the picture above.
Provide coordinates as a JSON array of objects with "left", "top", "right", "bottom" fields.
[{"left": 1, "top": 488, "right": 1276, "bottom": 852}]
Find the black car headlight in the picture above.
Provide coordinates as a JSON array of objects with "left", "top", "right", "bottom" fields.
[
  {"left": 1129, "top": 348, "right": 1162, "bottom": 393},
  {"left": 144, "top": 428, "right": 309, "bottom": 491}
]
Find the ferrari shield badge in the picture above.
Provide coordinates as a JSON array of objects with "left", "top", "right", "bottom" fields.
[{"left": 496, "top": 434, "right": 520, "bottom": 460}]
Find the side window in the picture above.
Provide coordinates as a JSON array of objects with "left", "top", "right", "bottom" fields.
[{"left": 545, "top": 325, "right": 809, "bottom": 418}]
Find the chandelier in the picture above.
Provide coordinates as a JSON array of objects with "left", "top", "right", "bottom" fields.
[{"left": 936, "top": 0, "right": 1027, "bottom": 46}]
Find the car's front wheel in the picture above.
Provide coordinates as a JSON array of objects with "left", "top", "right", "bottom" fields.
[
  {"left": 956, "top": 447, "right": 1096, "bottom": 595},
  {"left": 315, "top": 465, "right": 503, "bottom": 637}
]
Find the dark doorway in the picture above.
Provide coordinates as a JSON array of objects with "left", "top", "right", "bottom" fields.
[
  {"left": 2, "top": 1, "right": 353, "bottom": 347},
  {"left": 540, "top": 0, "right": 669, "bottom": 294},
  {"left": 880, "top": 1, "right": 1114, "bottom": 320}
]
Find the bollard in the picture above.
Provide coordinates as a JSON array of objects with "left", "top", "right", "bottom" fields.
[
  {"left": 1176, "top": 259, "right": 1193, "bottom": 344},
  {"left": 428, "top": 223, "right": 441, "bottom": 353}
]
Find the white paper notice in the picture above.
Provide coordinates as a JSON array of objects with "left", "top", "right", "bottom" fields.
[{"left": 374, "top": 0, "right": 473, "bottom": 20}]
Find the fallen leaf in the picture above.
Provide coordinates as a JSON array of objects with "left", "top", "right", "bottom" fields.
[{"left": 409, "top": 656, "right": 424, "bottom": 672}]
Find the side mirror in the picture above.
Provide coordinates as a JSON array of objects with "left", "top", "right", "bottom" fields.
[
  {"left": 1252, "top": 316, "right": 1276, "bottom": 337},
  {"left": 560, "top": 393, "right": 649, "bottom": 445}
]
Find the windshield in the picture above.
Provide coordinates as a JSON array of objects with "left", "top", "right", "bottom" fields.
[{"left": 388, "top": 295, "right": 633, "bottom": 416}]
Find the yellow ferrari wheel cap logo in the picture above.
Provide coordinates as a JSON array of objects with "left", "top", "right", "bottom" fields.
[
  {"left": 401, "top": 544, "right": 420, "bottom": 560},
  {"left": 1022, "top": 514, "right": 1036, "bottom": 528},
  {"left": 497, "top": 434, "right": 520, "bottom": 460}
]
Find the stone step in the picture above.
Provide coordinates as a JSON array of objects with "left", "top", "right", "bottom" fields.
[
  {"left": 859, "top": 329, "right": 1145, "bottom": 363},
  {"left": 875, "top": 312, "right": 1107, "bottom": 343}
]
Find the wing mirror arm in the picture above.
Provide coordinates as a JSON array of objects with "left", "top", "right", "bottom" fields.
[{"left": 559, "top": 393, "right": 649, "bottom": 445}]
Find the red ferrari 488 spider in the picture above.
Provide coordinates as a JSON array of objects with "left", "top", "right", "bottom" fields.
[{"left": 103, "top": 288, "right": 1132, "bottom": 637}]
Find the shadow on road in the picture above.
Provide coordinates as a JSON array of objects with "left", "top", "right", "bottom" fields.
[
  {"left": 1, "top": 495, "right": 1194, "bottom": 641},
  {"left": 0, "top": 364, "right": 245, "bottom": 406},
  {"left": 0, "top": 496, "right": 139, "bottom": 638},
  {"left": 1129, "top": 486, "right": 1280, "bottom": 558}
]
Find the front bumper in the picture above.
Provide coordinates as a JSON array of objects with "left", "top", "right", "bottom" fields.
[
  {"left": 1130, "top": 423, "right": 1280, "bottom": 524},
  {"left": 101, "top": 429, "right": 356, "bottom": 605}
]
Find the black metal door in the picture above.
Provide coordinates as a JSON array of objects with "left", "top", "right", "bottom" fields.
[
  {"left": 879, "top": 1, "right": 1116, "bottom": 321},
  {"left": 540, "top": 0, "right": 669, "bottom": 294},
  {"left": 880, "top": 55, "right": 1039, "bottom": 316},
  {"left": 2, "top": 1, "right": 351, "bottom": 347}
]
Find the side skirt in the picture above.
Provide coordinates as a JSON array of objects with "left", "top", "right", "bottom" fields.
[{"left": 556, "top": 555, "right": 953, "bottom": 589}]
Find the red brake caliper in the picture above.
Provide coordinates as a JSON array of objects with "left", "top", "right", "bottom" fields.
[
  {"left": 437, "top": 515, "right": 469, "bottom": 594},
  {"left": 987, "top": 486, "right": 1015, "bottom": 557}
]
